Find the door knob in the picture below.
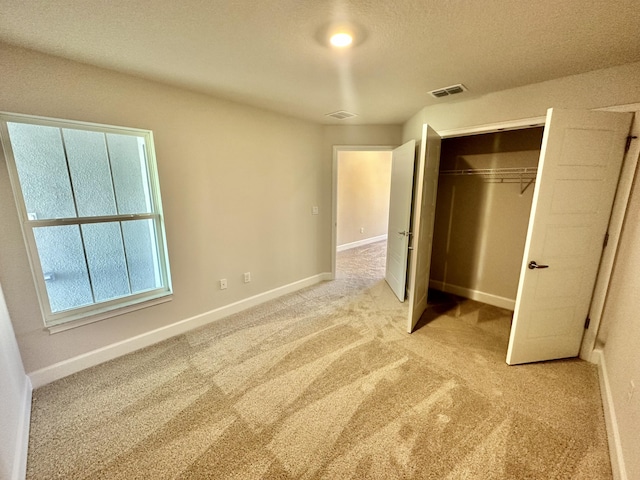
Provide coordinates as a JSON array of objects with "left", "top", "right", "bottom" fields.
[
  {"left": 528, "top": 261, "right": 549, "bottom": 270},
  {"left": 397, "top": 231, "right": 412, "bottom": 236}
]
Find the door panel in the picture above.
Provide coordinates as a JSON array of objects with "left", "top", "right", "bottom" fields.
[
  {"left": 385, "top": 140, "right": 416, "bottom": 301},
  {"left": 507, "top": 108, "right": 632, "bottom": 365},
  {"left": 407, "top": 125, "right": 441, "bottom": 332}
]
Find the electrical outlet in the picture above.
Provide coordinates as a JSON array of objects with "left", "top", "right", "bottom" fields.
[
  {"left": 628, "top": 380, "right": 636, "bottom": 402},
  {"left": 360, "top": 227, "right": 364, "bottom": 233},
  {"left": 220, "top": 279, "right": 227, "bottom": 290},
  {"left": 312, "top": 206, "right": 319, "bottom": 215},
  {"left": 244, "top": 272, "right": 251, "bottom": 283}
]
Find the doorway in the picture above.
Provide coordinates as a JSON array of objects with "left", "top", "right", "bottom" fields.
[{"left": 331, "top": 146, "right": 394, "bottom": 279}]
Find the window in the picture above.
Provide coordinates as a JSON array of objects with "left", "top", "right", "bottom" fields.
[{"left": 0, "top": 113, "right": 172, "bottom": 331}]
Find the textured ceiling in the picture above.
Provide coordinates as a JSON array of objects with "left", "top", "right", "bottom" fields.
[{"left": 1, "top": 0, "right": 639, "bottom": 125}]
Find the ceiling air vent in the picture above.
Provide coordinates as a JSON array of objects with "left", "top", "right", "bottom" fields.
[
  {"left": 326, "top": 110, "right": 358, "bottom": 120},
  {"left": 428, "top": 84, "right": 467, "bottom": 99}
]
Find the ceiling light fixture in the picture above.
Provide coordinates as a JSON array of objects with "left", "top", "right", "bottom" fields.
[
  {"left": 330, "top": 32, "right": 353, "bottom": 48},
  {"left": 316, "top": 21, "right": 366, "bottom": 49}
]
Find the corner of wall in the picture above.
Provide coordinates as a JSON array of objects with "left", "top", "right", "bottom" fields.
[
  {"left": 592, "top": 349, "right": 628, "bottom": 480},
  {"left": 12, "top": 376, "right": 32, "bottom": 480},
  {"left": 401, "top": 108, "right": 426, "bottom": 143}
]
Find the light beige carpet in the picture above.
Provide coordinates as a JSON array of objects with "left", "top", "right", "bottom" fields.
[{"left": 27, "top": 241, "right": 612, "bottom": 479}]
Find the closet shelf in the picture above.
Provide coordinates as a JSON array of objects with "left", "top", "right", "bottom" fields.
[{"left": 440, "top": 167, "right": 538, "bottom": 194}]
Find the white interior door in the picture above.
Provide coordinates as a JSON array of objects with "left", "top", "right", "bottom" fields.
[
  {"left": 385, "top": 140, "right": 416, "bottom": 301},
  {"left": 407, "top": 125, "right": 441, "bottom": 332},
  {"left": 507, "top": 108, "right": 632, "bottom": 365}
]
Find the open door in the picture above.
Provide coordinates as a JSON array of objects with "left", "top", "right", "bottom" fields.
[
  {"left": 507, "top": 108, "right": 633, "bottom": 365},
  {"left": 385, "top": 140, "right": 416, "bottom": 301},
  {"left": 407, "top": 125, "right": 441, "bottom": 332}
]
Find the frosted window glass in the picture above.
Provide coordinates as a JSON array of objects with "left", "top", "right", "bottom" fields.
[
  {"left": 82, "top": 223, "right": 130, "bottom": 302},
  {"left": 63, "top": 129, "right": 117, "bottom": 217},
  {"left": 7, "top": 123, "right": 76, "bottom": 219},
  {"left": 2, "top": 115, "right": 171, "bottom": 326},
  {"left": 33, "top": 226, "right": 93, "bottom": 312},
  {"left": 122, "top": 219, "right": 161, "bottom": 293},
  {"left": 107, "top": 134, "right": 152, "bottom": 214}
]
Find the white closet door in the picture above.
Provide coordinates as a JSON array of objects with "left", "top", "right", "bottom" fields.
[
  {"left": 385, "top": 140, "right": 416, "bottom": 301},
  {"left": 407, "top": 125, "right": 441, "bottom": 332},
  {"left": 507, "top": 108, "right": 632, "bottom": 365}
]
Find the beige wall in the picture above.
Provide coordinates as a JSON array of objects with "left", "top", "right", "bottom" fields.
[
  {"left": 0, "top": 282, "right": 28, "bottom": 479},
  {"left": 0, "top": 43, "right": 329, "bottom": 372},
  {"left": 430, "top": 129, "right": 543, "bottom": 302},
  {"left": 337, "top": 151, "right": 392, "bottom": 246},
  {"left": 598, "top": 164, "right": 640, "bottom": 480},
  {"left": 0, "top": 43, "right": 403, "bottom": 374},
  {"left": 403, "top": 61, "right": 640, "bottom": 141}
]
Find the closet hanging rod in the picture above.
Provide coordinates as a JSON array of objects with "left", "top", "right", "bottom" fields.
[
  {"left": 439, "top": 167, "right": 537, "bottom": 195},
  {"left": 439, "top": 167, "right": 538, "bottom": 177}
]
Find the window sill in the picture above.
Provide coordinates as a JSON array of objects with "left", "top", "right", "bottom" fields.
[{"left": 47, "top": 293, "right": 173, "bottom": 334}]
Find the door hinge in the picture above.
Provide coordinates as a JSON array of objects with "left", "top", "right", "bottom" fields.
[
  {"left": 603, "top": 232, "right": 609, "bottom": 249},
  {"left": 626, "top": 135, "right": 638, "bottom": 153},
  {"left": 584, "top": 317, "right": 591, "bottom": 329}
]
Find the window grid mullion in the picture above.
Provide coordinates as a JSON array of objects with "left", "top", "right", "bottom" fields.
[
  {"left": 139, "top": 145, "right": 154, "bottom": 212},
  {"left": 26, "top": 213, "right": 158, "bottom": 228},
  {"left": 103, "top": 132, "right": 122, "bottom": 215},
  {"left": 118, "top": 221, "right": 133, "bottom": 295},
  {"left": 58, "top": 128, "right": 80, "bottom": 218},
  {"left": 154, "top": 216, "right": 168, "bottom": 287},
  {"left": 77, "top": 224, "right": 97, "bottom": 305}
]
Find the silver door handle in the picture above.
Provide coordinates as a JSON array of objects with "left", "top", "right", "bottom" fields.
[
  {"left": 528, "top": 261, "right": 549, "bottom": 270},
  {"left": 398, "top": 231, "right": 412, "bottom": 236}
]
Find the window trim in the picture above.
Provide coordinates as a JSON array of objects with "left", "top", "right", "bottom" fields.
[{"left": 0, "top": 112, "right": 173, "bottom": 331}]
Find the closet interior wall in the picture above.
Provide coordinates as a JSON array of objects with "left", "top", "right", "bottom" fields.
[{"left": 429, "top": 128, "right": 544, "bottom": 309}]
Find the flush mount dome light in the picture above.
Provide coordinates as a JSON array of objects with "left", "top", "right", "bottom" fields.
[
  {"left": 316, "top": 21, "right": 366, "bottom": 49},
  {"left": 330, "top": 32, "right": 353, "bottom": 48}
]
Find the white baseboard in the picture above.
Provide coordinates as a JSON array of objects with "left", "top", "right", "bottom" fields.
[
  {"left": 428, "top": 280, "right": 515, "bottom": 310},
  {"left": 28, "top": 273, "right": 332, "bottom": 388},
  {"left": 337, "top": 234, "right": 387, "bottom": 252},
  {"left": 12, "top": 376, "right": 32, "bottom": 480},
  {"left": 592, "top": 349, "right": 627, "bottom": 480}
]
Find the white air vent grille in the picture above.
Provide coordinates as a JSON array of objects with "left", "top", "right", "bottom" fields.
[
  {"left": 428, "top": 84, "right": 467, "bottom": 99},
  {"left": 326, "top": 110, "right": 358, "bottom": 120}
]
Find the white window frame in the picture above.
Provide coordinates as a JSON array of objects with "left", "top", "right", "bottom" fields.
[{"left": 0, "top": 112, "right": 172, "bottom": 332}]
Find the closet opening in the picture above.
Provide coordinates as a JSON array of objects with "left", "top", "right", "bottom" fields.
[{"left": 419, "top": 127, "right": 545, "bottom": 341}]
